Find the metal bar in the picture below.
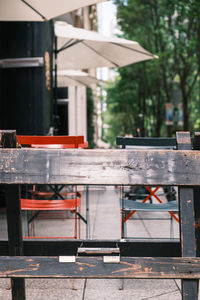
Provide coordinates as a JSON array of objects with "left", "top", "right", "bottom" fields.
[
  {"left": 21, "top": 0, "right": 46, "bottom": 20},
  {"left": 85, "top": 186, "right": 90, "bottom": 239},
  {"left": 0, "top": 57, "right": 44, "bottom": 68},
  {"left": 77, "top": 213, "right": 87, "bottom": 224}
]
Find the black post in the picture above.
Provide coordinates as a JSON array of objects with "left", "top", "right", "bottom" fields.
[
  {"left": 193, "top": 133, "right": 200, "bottom": 258},
  {"left": 54, "top": 35, "right": 58, "bottom": 134},
  {"left": 2, "top": 130, "right": 26, "bottom": 300},
  {"left": 176, "top": 132, "right": 198, "bottom": 300}
]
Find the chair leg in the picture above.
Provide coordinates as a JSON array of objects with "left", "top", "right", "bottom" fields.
[
  {"left": 170, "top": 215, "right": 174, "bottom": 239},
  {"left": 119, "top": 201, "right": 125, "bottom": 292},
  {"left": 121, "top": 195, "right": 126, "bottom": 239},
  {"left": 25, "top": 211, "right": 29, "bottom": 236},
  {"left": 78, "top": 206, "right": 81, "bottom": 239},
  {"left": 30, "top": 212, "right": 35, "bottom": 236},
  {"left": 72, "top": 187, "right": 78, "bottom": 291},
  {"left": 119, "top": 279, "right": 125, "bottom": 290},
  {"left": 121, "top": 211, "right": 128, "bottom": 239},
  {"left": 86, "top": 185, "right": 90, "bottom": 239},
  {"left": 74, "top": 209, "right": 77, "bottom": 239},
  {"left": 121, "top": 209, "right": 125, "bottom": 238},
  {"left": 71, "top": 279, "right": 77, "bottom": 290},
  {"left": 124, "top": 217, "right": 127, "bottom": 238}
]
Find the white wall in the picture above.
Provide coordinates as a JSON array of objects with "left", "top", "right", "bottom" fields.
[{"left": 68, "top": 85, "right": 87, "bottom": 141}]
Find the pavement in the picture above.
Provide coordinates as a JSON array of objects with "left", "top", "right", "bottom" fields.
[{"left": 0, "top": 186, "right": 198, "bottom": 299}]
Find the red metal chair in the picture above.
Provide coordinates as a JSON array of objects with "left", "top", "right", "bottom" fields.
[{"left": 17, "top": 135, "right": 87, "bottom": 239}]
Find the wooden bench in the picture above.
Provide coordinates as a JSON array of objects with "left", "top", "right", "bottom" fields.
[{"left": 1, "top": 130, "right": 200, "bottom": 300}]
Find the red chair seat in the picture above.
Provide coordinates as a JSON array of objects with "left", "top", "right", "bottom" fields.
[{"left": 21, "top": 198, "right": 81, "bottom": 210}]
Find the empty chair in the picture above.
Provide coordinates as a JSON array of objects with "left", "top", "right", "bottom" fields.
[
  {"left": 17, "top": 135, "right": 87, "bottom": 239},
  {"left": 116, "top": 136, "right": 179, "bottom": 239}
]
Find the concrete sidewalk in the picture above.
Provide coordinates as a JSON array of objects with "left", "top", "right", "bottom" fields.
[{"left": 0, "top": 186, "right": 196, "bottom": 299}]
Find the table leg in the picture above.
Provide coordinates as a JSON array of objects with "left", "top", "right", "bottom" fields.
[{"left": 86, "top": 185, "right": 90, "bottom": 239}]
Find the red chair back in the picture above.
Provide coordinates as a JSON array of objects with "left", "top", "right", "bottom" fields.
[{"left": 17, "top": 135, "right": 85, "bottom": 148}]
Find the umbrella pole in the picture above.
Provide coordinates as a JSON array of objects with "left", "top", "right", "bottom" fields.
[{"left": 75, "top": 86, "right": 78, "bottom": 136}]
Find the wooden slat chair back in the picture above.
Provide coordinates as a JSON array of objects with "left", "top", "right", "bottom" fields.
[{"left": 1, "top": 130, "right": 200, "bottom": 300}]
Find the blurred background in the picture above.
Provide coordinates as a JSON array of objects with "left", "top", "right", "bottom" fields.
[{"left": 0, "top": 0, "right": 200, "bottom": 148}]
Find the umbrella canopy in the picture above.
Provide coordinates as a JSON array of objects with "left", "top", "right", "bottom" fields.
[
  {"left": 56, "top": 69, "right": 102, "bottom": 86},
  {"left": 55, "top": 21, "right": 158, "bottom": 70},
  {"left": 0, "top": 0, "right": 107, "bottom": 21}
]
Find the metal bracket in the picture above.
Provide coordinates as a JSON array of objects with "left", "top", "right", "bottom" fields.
[
  {"left": 103, "top": 256, "right": 120, "bottom": 263},
  {"left": 77, "top": 247, "right": 120, "bottom": 256},
  {"left": 59, "top": 247, "right": 120, "bottom": 263},
  {"left": 0, "top": 57, "right": 44, "bottom": 68},
  {"left": 59, "top": 256, "right": 76, "bottom": 263}
]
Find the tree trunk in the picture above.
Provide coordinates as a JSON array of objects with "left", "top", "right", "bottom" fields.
[
  {"left": 180, "top": 78, "right": 189, "bottom": 131},
  {"left": 155, "top": 89, "right": 162, "bottom": 137}
]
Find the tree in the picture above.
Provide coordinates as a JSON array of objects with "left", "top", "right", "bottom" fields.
[
  {"left": 105, "top": 0, "right": 200, "bottom": 141},
  {"left": 87, "top": 87, "right": 96, "bottom": 148}
]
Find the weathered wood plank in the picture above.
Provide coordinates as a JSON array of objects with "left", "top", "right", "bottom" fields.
[
  {"left": 6, "top": 186, "right": 23, "bottom": 257},
  {"left": 193, "top": 132, "right": 200, "bottom": 257},
  {"left": 1, "top": 148, "right": 200, "bottom": 185},
  {"left": 3, "top": 131, "right": 26, "bottom": 300},
  {"left": 0, "top": 256, "right": 200, "bottom": 279},
  {"left": 179, "top": 188, "right": 196, "bottom": 257},
  {"left": 0, "top": 130, "right": 17, "bottom": 148},
  {"left": 0, "top": 239, "right": 181, "bottom": 257},
  {"left": 6, "top": 187, "right": 26, "bottom": 300},
  {"left": 179, "top": 188, "right": 198, "bottom": 299},
  {"left": 176, "top": 131, "right": 192, "bottom": 150},
  {"left": 177, "top": 132, "right": 198, "bottom": 300}
]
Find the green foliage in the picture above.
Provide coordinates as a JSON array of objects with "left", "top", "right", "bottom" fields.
[
  {"left": 106, "top": 0, "right": 200, "bottom": 142},
  {"left": 87, "top": 87, "right": 96, "bottom": 148}
]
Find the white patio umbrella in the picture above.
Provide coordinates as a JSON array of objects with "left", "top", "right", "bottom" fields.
[
  {"left": 0, "top": 0, "right": 107, "bottom": 21},
  {"left": 55, "top": 21, "right": 158, "bottom": 70},
  {"left": 56, "top": 69, "right": 102, "bottom": 86}
]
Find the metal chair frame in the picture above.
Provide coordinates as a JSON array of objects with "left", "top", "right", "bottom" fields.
[
  {"left": 117, "top": 137, "right": 179, "bottom": 239},
  {"left": 17, "top": 135, "right": 87, "bottom": 239}
]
